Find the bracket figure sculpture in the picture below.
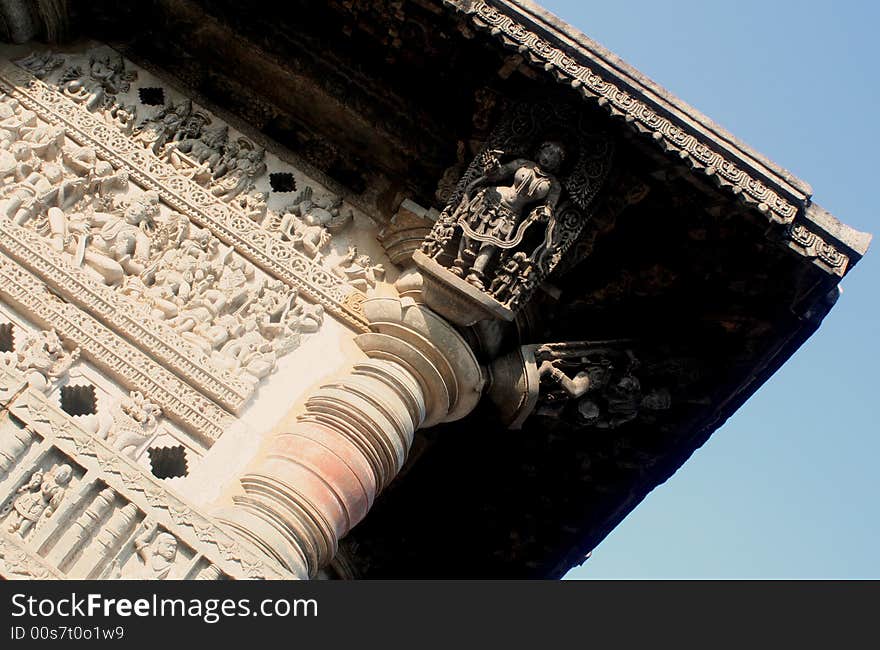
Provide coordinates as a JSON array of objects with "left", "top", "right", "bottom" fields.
[
  {"left": 487, "top": 341, "right": 671, "bottom": 430},
  {"left": 415, "top": 102, "right": 614, "bottom": 326}
]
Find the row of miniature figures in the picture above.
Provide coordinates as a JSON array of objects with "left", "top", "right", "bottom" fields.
[{"left": 0, "top": 425, "right": 223, "bottom": 580}]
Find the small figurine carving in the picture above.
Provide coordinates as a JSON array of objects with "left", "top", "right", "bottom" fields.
[
  {"left": 533, "top": 344, "right": 670, "bottom": 429},
  {"left": 132, "top": 100, "right": 191, "bottom": 154},
  {"left": 131, "top": 519, "right": 178, "bottom": 580},
  {"left": 14, "top": 329, "right": 79, "bottom": 394},
  {"left": 6, "top": 465, "right": 73, "bottom": 537},
  {"left": 60, "top": 49, "right": 136, "bottom": 112},
  {"left": 278, "top": 186, "right": 352, "bottom": 261},
  {"left": 210, "top": 144, "right": 266, "bottom": 201},
  {"left": 332, "top": 246, "right": 386, "bottom": 291}
]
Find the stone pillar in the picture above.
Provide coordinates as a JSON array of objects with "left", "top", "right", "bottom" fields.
[{"left": 218, "top": 296, "right": 483, "bottom": 579}]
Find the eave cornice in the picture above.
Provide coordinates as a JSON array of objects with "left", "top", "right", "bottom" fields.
[{"left": 444, "top": 0, "right": 871, "bottom": 275}]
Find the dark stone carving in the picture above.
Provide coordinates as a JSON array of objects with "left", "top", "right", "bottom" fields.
[
  {"left": 416, "top": 102, "right": 613, "bottom": 325},
  {"left": 533, "top": 343, "right": 670, "bottom": 429},
  {"left": 487, "top": 341, "right": 670, "bottom": 430}
]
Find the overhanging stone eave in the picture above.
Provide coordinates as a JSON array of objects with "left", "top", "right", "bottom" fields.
[
  {"left": 544, "top": 283, "right": 836, "bottom": 579},
  {"left": 444, "top": 0, "right": 871, "bottom": 269}
]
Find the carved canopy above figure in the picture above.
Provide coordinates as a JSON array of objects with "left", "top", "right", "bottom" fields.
[{"left": 415, "top": 101, "right": 614, "bottom": 325}]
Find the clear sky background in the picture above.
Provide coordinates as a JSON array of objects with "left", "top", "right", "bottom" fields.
[{"left": 546, "top": 0, "right": 880, "bottom": 579}]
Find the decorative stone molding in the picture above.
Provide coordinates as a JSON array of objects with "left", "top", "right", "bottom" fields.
[
  {"left": 4, "top": 385, "right": 292, "bottom": 579},
  {"left": 377, "top": 199, "right": 437, "bottom": 268},
  {"left": 785, "top": 223, "right": 849, "bottom": 276},
  {"left": 0, "top": 530, "right": 65, "bottom": 579},
  {"left": 0, "top": 252, "right": 234, "bottom": 443},
  {"left": 447, "top": 0, "right": 802, "bottom": 226},
  {"left": 0, "top": 60, "right": 371, "bottom": 332},
  {"left": 0, "top": 216, "right": 255, "bottom": 412},
  {"left": 218, "top": 295, "right": 484, "bottom": 578}
]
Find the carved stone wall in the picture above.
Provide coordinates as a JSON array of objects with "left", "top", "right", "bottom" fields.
[
  {"left": 0, "top": 42, "right": 403, "bottom": 579},
  {"left": 0, "top": 364, "right": 292, "bottom": 579}
]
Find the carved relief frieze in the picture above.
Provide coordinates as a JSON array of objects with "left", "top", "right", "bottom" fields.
[
  {"left": 3, "top": 387, "right": 292, "bottom": 579},
  {"left": 0, "top": 252, "right": 233, "bottom": 443},
  {"left": 0, "top": 54, "right": 374, "bottom": 333},
  {"left": 0, "top": 70, "right": 339, "bottom": 410}
]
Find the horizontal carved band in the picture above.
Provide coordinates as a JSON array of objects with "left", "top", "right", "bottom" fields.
[
  {"left": 785, "top": 223, "right": 849, "bottom": 276},
  {"left": 0, "top": 61, "right": 370, "bottom": 332},
  {"left": 0, "top": 216, "right": 254, "bottom": 412},
  {"left": 0, "top": 252, "right": 233, "bottom": 443},
  {"left": 453, "top": 1, "right": 801, "bottom": 226}
]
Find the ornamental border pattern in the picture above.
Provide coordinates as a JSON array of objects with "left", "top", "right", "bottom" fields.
[
  {"left": 0, "top": 61, "right": 371, "bottom": 332},
  {"left": 786, "top": 223, "right": 849, "bottom": 276},
  {"left": 458, "top": 1, "right": 800, "bottom": 225},
  {"left": 454, "top": 1, "right": 853, "bottom": 276},
  {"left": 8, "top": 385, "right": 292, "bottom": 580},
  {"left": 0, "top": 216, "right": 254, "bottom": 413},
  {"left": 0, "top": 252, "right": 233, "bottom": 443}
]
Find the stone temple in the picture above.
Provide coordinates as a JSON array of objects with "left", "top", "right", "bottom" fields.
[{"left": 0, "top": 0, "right": 869, "bottom": 579}]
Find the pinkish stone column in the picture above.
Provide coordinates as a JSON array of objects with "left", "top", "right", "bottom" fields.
[{"left": 218, "top": 296, "right": 483, "bottom": 578}]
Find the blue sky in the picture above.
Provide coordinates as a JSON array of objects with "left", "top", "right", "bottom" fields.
[{"left": 545, "top": 0, "right": 880, "bottom": 579}]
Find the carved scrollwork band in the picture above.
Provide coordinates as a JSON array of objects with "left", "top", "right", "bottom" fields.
[
  {"left": 785, "top": 223, "right": 849, "bottom": 276},
  {"left": 0, "top": 61, "right": 371, "bottom": 332},
  {"left": 0, "top": 252, "right": 233, "bottom": 442},
  {"left": 451, "top": 1, "right": 801, "bottom": 226},
  {"left": 0, "top": 216, "right": 254, "bottom": 412}
]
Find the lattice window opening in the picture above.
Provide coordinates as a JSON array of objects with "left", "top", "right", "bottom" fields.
[
  {"left": 269, "top": 172, "right": 297, "bottom": 193},
  {"left": 137, "top": 87, "right": 165, "bottom": 106},
  {"left": 0, "top": 322, "right": 15, "bottom": 352},
  {"left": 147, "top": 444, "right": 189, "bottom": 479},
  {"left": 59, "top": 384, "right": 98, "bottom": 417}
]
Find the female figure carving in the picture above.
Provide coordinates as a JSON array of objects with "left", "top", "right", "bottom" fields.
[{"left": 449, "top": 141, "right": 564, "bottom": 290}]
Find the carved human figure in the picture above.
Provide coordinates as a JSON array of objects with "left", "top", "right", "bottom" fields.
[
  {"left": 6, "top": 465, "right": 73, "bottom": 537},
  {"left": 210, "top": 146, "right": 266, "bottom": 201},
  {"left": 16, "top": 51, "right": 65, "bottom": 80},
  {"left": 132, "top": 519, "right": 178, "bottom": 580},
  {"left": 48, "top": 191, "right": 159, "bottom": 285},
  {"left": 14, "top": 329, "right": 79, "bottom": 394},
  {"left": 278, "top": 186, "right": 351, "bottom": 261},
  {"left": 213, "top": 316, "right": 276, "bottom": 383},
  {"left": 447, "top": 142, "right": 563, "bottom": 290},
  {"left": 535, "top": 347, "right": 671, "bottom": 428},
  {"left": 61, "top": 49, "right": 136, "bottom": 112},
  {"left": 165, "top": 123, "right": 228, "bottom": 182},
  {"left": 332, "top": 246, "right": 386, "bottom": 291},
  {"left": 488, "top": 251, "right": 529, "bottom": 303},
  {"left": 0, "top": 140, "right": 84, "bottom": 224},
  {"left": 132, "top": 100, "right": 191, "bottom": 154}
]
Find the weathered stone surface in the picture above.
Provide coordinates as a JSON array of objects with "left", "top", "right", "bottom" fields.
[{"left": 0, "top": 0, "right": 869, "bottom": 580}]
